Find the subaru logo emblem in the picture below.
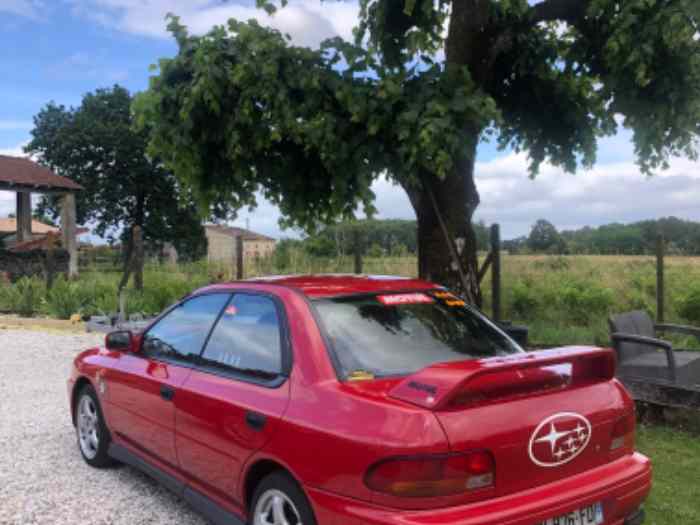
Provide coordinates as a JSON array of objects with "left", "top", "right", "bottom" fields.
[{"left": 529, "top": 412, "right": 592, "bottom": 468}]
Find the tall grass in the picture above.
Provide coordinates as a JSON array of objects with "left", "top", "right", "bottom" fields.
[{"left": 2, "top": 252, "right": 700, "bottom": 347}]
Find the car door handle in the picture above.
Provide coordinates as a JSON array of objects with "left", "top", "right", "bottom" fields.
[
  {"left": 160, "top": 385, "right": 175, "bottom": 402},
  {"left": 245, "top": 411, "right": 266, "bottom": 431}
]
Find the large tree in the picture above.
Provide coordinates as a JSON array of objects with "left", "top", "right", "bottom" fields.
[
  {"left": 26, "top": 86, "right": 222, "bottom": 289},
  {"left": 528, "top": 219, "right": 566, "bottom": 253},
  {"left": 134, "top": 0, "right": 700, "bottom": 304}
]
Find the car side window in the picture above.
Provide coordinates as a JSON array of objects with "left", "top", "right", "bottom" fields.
[
  {"left": 142, "top": 294, "right": 231, "bottom": 362},
  {"left": 200, "top": 293, "right": 283, "bottom": 378}
]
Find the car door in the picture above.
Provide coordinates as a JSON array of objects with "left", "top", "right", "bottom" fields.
[
  {"left": 175, "top": 292, "right": 291, "bottom": 505},
  {"left": 105, "top": 293, "right": 231, "bottom": 467}
]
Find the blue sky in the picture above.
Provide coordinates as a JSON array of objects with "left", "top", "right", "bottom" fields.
[{"left": 1, "top": 0, "right": 698, "bottom": 240}]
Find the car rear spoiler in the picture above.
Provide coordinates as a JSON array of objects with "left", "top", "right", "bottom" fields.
[{"left": 388, "top": 346, "right": 616, "bottom": 410}]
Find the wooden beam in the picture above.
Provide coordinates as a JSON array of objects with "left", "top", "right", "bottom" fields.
[
  {"left": 656, "top": 234, "right": 665, "bottom": 324},
  {"left": 0, "top": 183, "right": 78, "bottom": 194},
  {"left": 236, "top": 236, "right": 244, "bottom": 280},
  {"left": 477, "top": 251, "right": 494, "bottom": 284},
  {"left": 491, "top": 224, "right": 502, "bottom": 322},
  {"left": 60, "top": 193, "right": 78, "bottom": 278},
  {"left": 16, "top": 192, "right": 32, "bottom": 243}
]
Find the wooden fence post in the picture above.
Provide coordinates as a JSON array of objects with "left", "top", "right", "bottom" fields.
[
  {"left": 236, "top": 236, "right": 244, "bottom": 280},
  {"left": 491, "top": 223, "right": 502, "bottom": 322},
  {"left": 353, "top": 229, "right": 363, "bottom": 275},
  {"left": 656, "top": 234, "right": 665, "bottom": 323}
]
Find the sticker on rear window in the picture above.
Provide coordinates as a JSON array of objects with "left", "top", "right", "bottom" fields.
[
  {"left": 432, "top": 291, "right": 466, "bottom": 307},
  {"left": 224, "top": 305, "right": 238, "bottom": 316},
  {"left": 377, "top": 293, "right": 435, "bottom": 306}
]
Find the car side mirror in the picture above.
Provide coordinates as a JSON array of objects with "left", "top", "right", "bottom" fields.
[{"left": 106, "top": 330, "right": 134, "bottom": 352}]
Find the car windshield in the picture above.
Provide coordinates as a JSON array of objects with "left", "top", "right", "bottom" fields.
[{"left": 313, "top": 291, "right": 523, "bottom": 378}]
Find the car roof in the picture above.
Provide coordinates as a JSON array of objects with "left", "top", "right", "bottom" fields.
[{"left": 241, "top": 274, "right": 442, "bottom": 299}]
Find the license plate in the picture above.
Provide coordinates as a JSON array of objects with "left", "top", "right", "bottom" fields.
[{"left": 536, "top": 503, "right": 604, "bottom": 525}]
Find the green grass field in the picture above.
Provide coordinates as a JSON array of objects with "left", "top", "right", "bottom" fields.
[
  {"left": 5, "top": 253, "right": 700, "bottom": 349},
  {"left": 637, "top": 425, "right": 700, "bottom": 525}
]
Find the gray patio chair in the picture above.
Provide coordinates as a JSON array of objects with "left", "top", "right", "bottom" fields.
[{"left": 609, "top": 310, "right": 700, "bottom": 386}]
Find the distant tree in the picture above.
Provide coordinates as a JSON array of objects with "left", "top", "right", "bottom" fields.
[
  {"left": 528, "top": 219, "right": 566, "bottom": 254},
  {"left": 367, "top": 242, "right": 384, "bottom": 258},
  {"left": 25, "top": 86, "right": 226, "bottom": 288},
  {"left": 473, "top": 221, "right": 490, "bottom": 252},
  {"left": 135, "top": 1, "right": 700, "bottom": 305},
  {"left": 32, "top": 211, "right": 57, "bottom": 228},
  {"left": 502, "top": 236, "right": 528, "bottom": 255},
  {"left": 303, "top": 235, "right": 336, "bottom": 258},
  {"left": 274, "top": 238, "right": 303, "bottom": 269}
]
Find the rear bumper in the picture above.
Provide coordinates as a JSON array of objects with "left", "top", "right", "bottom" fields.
[{"left": 306, "top": 453, "right": 651, "bottom": 525}]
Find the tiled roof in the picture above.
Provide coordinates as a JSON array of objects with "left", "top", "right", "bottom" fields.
[
  {"left": 8, "top": 227, "right": 90, "bottom": 252},
  {"left": 0, "top": 155, "right": 83, "bottom": 191},
  {"left": 0, "top": 218, "right": 59, "bottom": 234},
  {"left": 204, "top": 224, "right": 276, "bottom": 242}
]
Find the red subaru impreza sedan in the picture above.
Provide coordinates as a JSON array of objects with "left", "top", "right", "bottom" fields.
[{"left": 68, "top": 275, "right": 651, "bottom": 525}]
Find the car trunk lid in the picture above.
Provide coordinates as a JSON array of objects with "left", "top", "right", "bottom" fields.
[{"left": 388, "top": 346, "right": 631, "bottom": 498}]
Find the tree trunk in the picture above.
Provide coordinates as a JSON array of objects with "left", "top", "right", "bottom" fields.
[
  {"left": 118, "top": 231, "right": 134, "bottom": 294},
  {"left": 405, "top": 0, "right": 493, "bottom": 306},
  {"left": 133, "top": 225, "right": 144, "bottom": 291},
  {"left": 404, "top": 137, "right": 482, "bottom": 306}
]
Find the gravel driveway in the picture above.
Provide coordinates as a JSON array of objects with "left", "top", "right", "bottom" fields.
[{"left": 0, "top": 330, "right": 208, "bottom": 525}]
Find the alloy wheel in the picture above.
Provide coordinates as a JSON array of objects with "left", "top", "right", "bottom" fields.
[
  {"left": 77, "top": 395, "right": 99, "bottom": 460},
  {"left": 253, "top": 489, "right": 303, "bottom": 525}
]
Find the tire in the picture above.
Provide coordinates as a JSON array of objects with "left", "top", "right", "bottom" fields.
[
  {"left": 75, "top": 384, "right": 115, "bottom": 468},
  {"left": 250, "top": 471, "right": 317, "bottom": 525}
]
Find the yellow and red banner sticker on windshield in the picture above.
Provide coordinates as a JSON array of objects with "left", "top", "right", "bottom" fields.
[
  {"left": 347, "top": 370, "right": 376, "bottom": 381},
  {"left": 433, "top": 291, "right": 466, "bottom": 307},
  {"left": 377, "top": 293, "right": 435, "bottom": 306}
]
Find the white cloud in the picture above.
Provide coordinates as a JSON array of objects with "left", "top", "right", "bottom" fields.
[
  {"left": 0, "top": 0, "right": 43, "bottom": 19},
  {"left": 70, "top": 0, "right": 359, "bottom": 48},
  {"left": 0, "top": 142, "right": 28, "bottom": 157},
  {"left": 475, "top": 153, "right": 700, "bottom": 238},
  {"left": 231, "top": 152, "right": 700, "bottom": 241}
]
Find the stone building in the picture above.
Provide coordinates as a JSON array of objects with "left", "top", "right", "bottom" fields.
[{"left": 204, "top": 225, "right": 276, "bottom": 264}]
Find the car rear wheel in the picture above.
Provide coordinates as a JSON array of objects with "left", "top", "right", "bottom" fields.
[
  {"left": 75, "top": 384, "right": 115, "bottom": 468},
  {"left": 251, "top": 472, "right": 316, "bottom": 525}
]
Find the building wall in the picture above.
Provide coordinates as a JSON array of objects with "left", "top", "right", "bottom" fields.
[
  {"left": 206, "top": 229, "right": 237, "bottom": 263},
  {"left": 243, "top": 239, "right": 276, "bottom": 259},
  {"left": 205, "top": 230, "right": 276, "bottom": 264}
]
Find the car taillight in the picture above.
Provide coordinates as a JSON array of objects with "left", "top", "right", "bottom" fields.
[
  {"left": 364, "top": 451, "right": 495, "bottom": 498},
  {"left": 611, "top": 411, "right": 636, "bottom": 452}
]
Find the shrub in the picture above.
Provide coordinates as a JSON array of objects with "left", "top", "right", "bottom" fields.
[
  {"left": 559, "top": 279, "right": 614, "bottom": 324},
  {"left": 43, "top": 276, "right": 87, "bottom": 319},
  {"left": 5, "top": 277, "right": 45, "bottom": 317},
  {"left": 677, "top": 283, "right": 700, "bottom": 324},
  {"left": 509, "top": 281, "right": 540, "bottom": 320}
]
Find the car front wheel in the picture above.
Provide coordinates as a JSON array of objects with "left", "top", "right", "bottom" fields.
[
  {"left": 75, "top": 384, "right": 115, "bottom": 468},
  {"left": 251, "top": 472, "right": 316, "bottom": 525}
]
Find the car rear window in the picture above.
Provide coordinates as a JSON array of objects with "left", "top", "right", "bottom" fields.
[{"left": 313, "top": 291, "right": 522, "bottom": 378}]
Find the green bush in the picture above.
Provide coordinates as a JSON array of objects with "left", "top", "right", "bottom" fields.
[
  {"left": 559, "top": 279, "right": 614, "bottom": 324},
  {"left": 677, "top": 283, "right": 700, "bottom": 324},
  {"left": 509, "top": 281, "right": 540, "bottom": 320},
  {"left": 43, "top": 276, "right": 88, "bottom": 319},
  {"left": 4, "top": 277, "right": 45, "bottom": 317},
  {"left": 139, "top": 279, "right": 191, "bottom": 314}
]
